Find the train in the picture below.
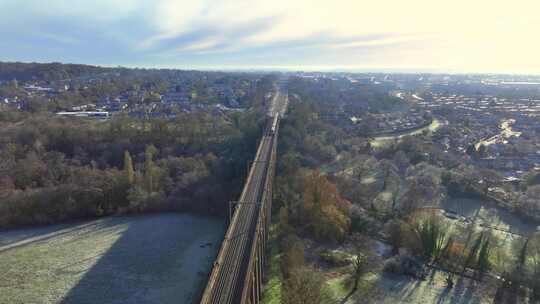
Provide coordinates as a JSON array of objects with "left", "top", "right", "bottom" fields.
[{"left": 269, "top": 115, "right": 279, "bottom": 135}]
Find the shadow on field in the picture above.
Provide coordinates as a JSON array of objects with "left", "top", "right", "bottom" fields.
[
  {"left": 60, "top": 221, "right": 145, "bottom": 304},
  {"left": 0, "top": 220, "right": 117, "bottom": 254},
  {"left": 378, "top": 269, "right": 483, "bottom": 304},
  {"left": 59, "top": 214, "right": 223, "bottom": 304},
  {"left": 446, "top": 277, "right": 481, "bottom": 304}
]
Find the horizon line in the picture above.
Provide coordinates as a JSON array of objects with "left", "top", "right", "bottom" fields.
[{"left": 2, "top": 60, "right": 540, "bottom": 76}]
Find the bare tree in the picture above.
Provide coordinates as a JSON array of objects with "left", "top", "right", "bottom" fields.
[{"left": 351, "top": 253, "right": 368, "bottom": 292}]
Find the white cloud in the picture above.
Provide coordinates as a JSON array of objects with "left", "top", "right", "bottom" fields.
[
  {"left": 0, "top": 0, "right": 142, "bottom": 21},
  {"left": 138, "top": 0, "right": 540, "bottom": 70},
  {"left": 176, "top": 38, "right": 222, "bottom": 52},
  {"left": 3, "top": 0, "right": 540, "bottom": 73},
  {"left": 37, "top": 32, "right": 82, "bottom": 45}
]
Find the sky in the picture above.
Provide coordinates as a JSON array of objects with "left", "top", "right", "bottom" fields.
[{"left": 1, "top": 0, "right": 540, "bottom": 74}]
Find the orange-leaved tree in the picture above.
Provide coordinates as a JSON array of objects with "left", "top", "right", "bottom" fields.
[{"left": 301, "top": 171, "right": 351, "bottom": 243}]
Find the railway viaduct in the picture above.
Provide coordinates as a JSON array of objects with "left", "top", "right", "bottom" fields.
[{"left": 200, "top": 85, "right": 287, "bottom": 304}]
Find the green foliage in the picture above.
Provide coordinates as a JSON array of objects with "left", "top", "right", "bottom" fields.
[
  {"left": 0, "top": 107, "right": 263, "bottom": 227},
  {"left": 0, "top": 168, "right": 129, "bottom": 227},
  {"left": 524, "top": 169, "right": 540, "bottom": 187},
  {"left": 278, "top": 206, "right": 290, "bottom": 236},
  {"left": 351, "top": 253, "right": 369, "bottom": 291},
  {"left": 0, "top": 62, "right": 107, "bottom": 82},
  {"left": 387, "top": 219, "right": 407, "bottom": 254},
  {"left": 282, "top": 267, "right": 328, "bottom": 304},
  {"left": 301, "top": 172, "right": 350, "bottom": 243},
  {"left": 517, "top": 238, "right": 529, "bottom": 273},
  {"left": 464, "top": 233, "right": 484, "bottom": 271},
  {"left": 277, "top": 101, "right": 344, "bottom": 169},
  {"left": 124, "top": 150, "right": 135, "bottom": 185},
  {"left": 439, "top": 236, "right": 454, "bottom": 262},
  {"left": 410, "top": 212, "right": 450, "bottom": 260},
  {"left": 0, "top": 109, "right": 29, "bottom": 123},
  {"left": 319, "top": 250, "right": 350, "bottom": 267},
  {"left": 477, "top": 236, "right": 491, "bottom": 275},
  {"left": 441, "top": 169, "right": 483, "bottom": 199},
  {"left": 144, "top": 145, "right": 158, "bottom": 193},
  {"left": 288, "top": 77, "right": 406, "bottom": 115},
  {"left": 350, "top": 214, "right": 370, "bottom": 233},
  {"left": 280, "top": 235, "right": 305, "bottom": 278}
]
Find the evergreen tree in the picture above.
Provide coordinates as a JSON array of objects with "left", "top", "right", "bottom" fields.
[
  {"left": 437, "top": 236, "right": 454, "bottom": 263},
  {"left": 464, "top": 233, "right": 483, "bottom": 273},
  {"left": 123, "top": 150, "right": 135, "bottom": 185},
  {"left": 279, "top": 206, "right": 290, "bottom": 236},
  {"left": 517, "top": 238, "right": 529, "bottom": 273},
  {"left": 465, "top": 144, "right": 476, "bottom": 156},
  {"left": 412, "top": 213, "right": 448, "bottom": 260},
  {"left": 144, "top": 145, "right": 158, "bottom": 193},
  {"left": 477, "top": 237, "right": 491, "bottom": 278}
]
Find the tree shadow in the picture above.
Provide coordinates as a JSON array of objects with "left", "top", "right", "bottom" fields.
[
  {"left": 376, "top": 268, "right": 486, "bottom": 304},
  {"left": 0, "top": 220, "right": 115, "bottom": 254},
  {"left": 26, "top": 214, "right": 224, "bottom": 304},
  {"left": 374, "top": 272, "right": 423, "bottom": 302},
  {"left": 436, "top": 287, "right": 452, "bottom": 304},
  {"left": 0, "top": 214, "right": 225, "bottom": 304},
  {"left": 340, "top": 289, "right": 355, "bottom": 304},
  {"left": 438, "top": 275, "right": 482, "bottom": 304}
]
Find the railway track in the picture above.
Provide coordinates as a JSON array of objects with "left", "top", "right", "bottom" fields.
[{"left": 200, "top": 116, "right": 279, "bottom": 304}]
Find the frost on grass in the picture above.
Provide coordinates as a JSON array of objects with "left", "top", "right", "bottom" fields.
[{"left": 0, "top": 213, "right": 224, "bottom": 304}]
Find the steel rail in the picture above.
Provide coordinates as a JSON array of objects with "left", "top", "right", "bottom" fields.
[
  {"left": 201, "top": 134, "right": 274, "bottom": 304},
  {"left": 201, "top": 85, "right": 286, "bottom": 304}
]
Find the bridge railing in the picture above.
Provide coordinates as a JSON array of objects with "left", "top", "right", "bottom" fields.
[
  {"left": 239, "top": 119, "right": 278, "bottom": 304},
  {"left": 200, "top": 115, "right": 280, "bottom": 304}
]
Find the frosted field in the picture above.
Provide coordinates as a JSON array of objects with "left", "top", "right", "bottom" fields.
[{"left": 0, "top": 213, "right": 224, "bottom": 304}]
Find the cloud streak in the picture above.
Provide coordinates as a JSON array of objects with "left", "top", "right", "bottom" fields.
[{"left": 0, "top": 0, "right": 539, "bottom": 73}]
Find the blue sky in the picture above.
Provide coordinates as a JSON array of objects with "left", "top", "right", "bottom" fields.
[{"left": 1, "top": 0, "right": 540, "bottom": 73}]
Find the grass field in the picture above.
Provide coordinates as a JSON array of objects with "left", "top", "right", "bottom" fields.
[
  {"left": 325, "top": 269, "right": 497, "bottom": 304},
  {"left": 0, "top": 213, "right": 224, "bottom": 304}
]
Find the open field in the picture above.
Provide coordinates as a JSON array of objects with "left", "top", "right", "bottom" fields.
[
  {"left": 298, "top": 231, "right": 502, "bottom": 304},
  {"left": 328, "top": 269, "right": 497, "bottom": 304},
  {"left": 0, "top": 213, "right": 224, "bottom": 304},
  {"left": 441, "top": 197, "right": 539, "bottom": 236}
]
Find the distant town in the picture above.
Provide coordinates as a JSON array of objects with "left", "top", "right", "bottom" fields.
[
  {"left": 294, "top": 72, "right": 540, "bottom": 180},
  {"left": 2, "top": 62, "right": 540, "bottom": 304},
  {"left": 0, "top": 67, "right": 263, "bottom": 119}
]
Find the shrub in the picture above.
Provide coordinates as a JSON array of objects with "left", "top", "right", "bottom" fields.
[
  {"left": 383, "top": 254, "right": 427, "bottom": 279},
  {"left": 0, "top": 185, "right": 103, "bottom": 227},
  {"left": 350, "top": 214, "right": 370, "bottom": 233},
  {"left": 282, "top": 267, "right": 328, "bottom": 304},
  {"left": 319, "top": 250, "right": 350, "bottom": 267},
  {"left": 280, "top": 234, "right": 305, "bottom": 278},
  {"left": 383, "top": 256, "right": 402, "bottom": 275}
]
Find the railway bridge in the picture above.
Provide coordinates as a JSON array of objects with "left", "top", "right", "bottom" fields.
[{"left": 200, "top": 86, "right": 287, "bottom": 304}]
